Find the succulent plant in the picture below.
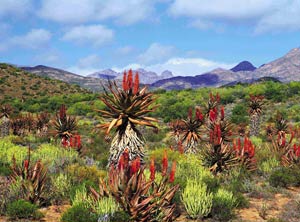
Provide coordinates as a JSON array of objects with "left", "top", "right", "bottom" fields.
[
  {"left": 180, "top": 107, "right": 204, "bottom": 153},
  {"left": 0, "top": 104, "right": 12, "bottom": 137},
  {"left": 248, "top": 95, "right": 264, "bottom": 136},
  {"left": 97, "top": 70, "right": 158, "bottom": 165},
  {"left": 10, "top": 148, "right": 48, "bottom": 205},
  {"left": 233, "top": 137, "right": 256, "bottom": 171},
  {"left": 53, "top": 104, "right": 77, "bottom": 144},
  {"left": 90, "top": 150, "right": 179, "bottom": 222}
]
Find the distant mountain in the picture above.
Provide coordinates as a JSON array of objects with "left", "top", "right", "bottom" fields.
[
  {"left": 231, "top": 61, "right": 256, "bottom": 72},
  {"left": 151, "top": 47, "right": 300, "bottom": 90},
  {"left": 88, "top": 68, "right": 174, "bottom": 84},
  {"left": 21, "top": 65, "right": 106, "bottom": 91},
  {"left": 87, "top": 69, "right": 118, "bottom": 79},
  {"left": 253, "top": 48, "right": 300, "bottom": 82},
  {"left": 0, "top": 63, "right": 88, "bottom": 100}
]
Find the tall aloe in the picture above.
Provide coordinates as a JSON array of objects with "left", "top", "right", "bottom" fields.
[
  {"left": 248, "top": 95, "right": 264, "bottom": 136},
  {"left": 0, "top": 104, "right": 12, "bottom": 137},
  {"left": 98, "top": 70, "right": 158, "bottom": 165},
  {"left": 181, "top": 107, "right": 204, "bottom": 153}
]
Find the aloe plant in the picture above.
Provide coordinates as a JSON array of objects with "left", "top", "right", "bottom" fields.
[
  {"left": 0, "top": 104, "right": 12, "bottom": 137},
  {"left": 249, "top": 95, "right": 264, "bottom": 136},
  {"left": 90, "top": 150, "right": 179, "bottom": 222},
  {"left": 10, "top": 148, "right": 48, "bottom": 205},
  {"left": 98, "top": 70, "right": 158, "bottom": 165}
]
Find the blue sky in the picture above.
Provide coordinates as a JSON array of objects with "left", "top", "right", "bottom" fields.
[{"left": 1, "top": 0, "right": 300, "bottom": 76}]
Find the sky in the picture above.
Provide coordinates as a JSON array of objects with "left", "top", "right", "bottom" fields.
[{"left": 1, "top": 0, "right": 300, "bottom": 76}]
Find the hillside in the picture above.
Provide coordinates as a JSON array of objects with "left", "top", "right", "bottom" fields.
[
  {"left": 0, "top": 63, "right": 89, "bottom": 101},
  {"left": 21, "top": 65, "right": 108, "bottom": 92}
]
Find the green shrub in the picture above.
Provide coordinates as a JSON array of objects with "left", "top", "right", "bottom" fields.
[
  {"left": 259, "top": 157, "right": 280, "bottom": 175},
  {"left": 67, "top": 163, "right": 106, "bottom": 185},
  {"left": 61, "top": 204, "right": 98, "bottom": 222},
  {"left": 181, "top": 179, "right": 213, "bottom": 219},
  {"left": 92, "top": 196, "right": 119, "bottom": 218},
  {"left": 32, "top": 144, "right": 78, "bottom": 173},
  {"left": 268, "top": 167, "right": 299, "bottom": 188},
  {"left": 6, "top": 200, "right": 43, "bottom": 220},
  {"left": 49, "top": 173, "right": 72, "bottom": 204},
  {"left": 212, "top": 188, "right": 237, "bottom": 221},
  {"left": 0, "top": 138, "right": 27, "bottom": 165},
  {"left": 176, "top": 154, "right": 218, "bottom": 191},
  {"left": 71, "top": 186, "right": 92, "bottom": 209}
]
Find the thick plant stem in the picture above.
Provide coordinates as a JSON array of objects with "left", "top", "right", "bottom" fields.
[
  {"left": 250, "top": 113, "right": 260, "bottom": 137},
  {"left": 108, "top": 123, "right": 145, "bottom": 166}
]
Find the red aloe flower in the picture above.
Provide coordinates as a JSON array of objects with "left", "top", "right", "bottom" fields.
[
  {"left": 169, "top": 161, "right": 176, "bottom": 183},
  {"left": 296, "top": 145, "right": 300, "bottom": 157},
  {"left": 178, "top": 141, "right": 184, "bottom": 154},
  {"left": 76, "top": 135, "right": 81, "bottom": 148},
  {"left": 195, "top": 108, "right": 203, "bottom": 121},
  {"left": 122, "top": 71, "right": 127, "bottom": 91},
  {"left": 188, "top": 107, "right": 193, "bottom": 119},
  {"left": 216, "top": 93, "right": 220, "bottom": 102},
  {"left": 118, "top": 155, "right": 125, "bottom": 171},
  {"left": 162, "top": 150, "right": 168, "bottom": 176},
  {"left": 130, "top": 158, "right": 140, "bottom": 175},
  {"left": 24, "top": 159, "right": 29, "bottom": 170},
  {"left": 221, "top": 106, "right": 225, "bottom": 120},
  {"left": 210, "top": 92, "right": 214, "bottom": 101},
  {"left": 69, "top": 137, "right": 74, "bottom": 147},
  {"left": 123, "top": 148, "right": 129, "bottom": 169},
  {"left": 209, "top": 109, "right": 216, "bottom": 122},
  {"left": 133, "top": 72, "right": 140, "bottom": 94},
  {"left": 237, "top": 138, "right": 241, "bottom": 152},
  {"left": 127, "top": 69, "right": 133, "bottom": 89},
  {"left": 150, "top": 158, "right": 155, "bottom": 181}
]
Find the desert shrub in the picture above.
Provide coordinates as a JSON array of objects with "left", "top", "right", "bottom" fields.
[
  {"left": 71, "top": 186, "right": 92, "bottom": 209},
  {"left": 259, "top": 157, "right": 280, "bottom": 175},
  {"left": 92, "top": 196, "right": 119, "bottom": 219},
  {"left": 49, "top": 173, "right": 72, "bottom": 204},
  {"left": 0, "top": 138, "right": 27, "bottom": 165},
  {"left": 175, "top": 154, "right": 218, "bottom": 191},
  {"left": 0, "top": 162, "right": 11, "bottom": 176},
  {"left": 32, "top": 144, "right": 78, "bottom": 173},
  {"left": 6, "top": 200, "right": 43, "bottom": 220},
  {"left": 268, "top": 167, "right": 300, "bottom": 188},
  {"left": 61, "top": 204, "right": 98, "bottom": 222},
  {"left": 212, "top": 188, "right": 237, "bottom": 221},
  {"left": 148, "top": 148, "right": 182, "bottom": 164},
  {"left": 181, "top": 179, "right": 213, "bottom": 219},
  {"left": 67, "top": 163, "right": 106, "bottom": 185}
]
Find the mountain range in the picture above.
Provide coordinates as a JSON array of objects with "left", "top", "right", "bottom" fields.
[{"left": 19, "top": 47, "right": 300, "bottom": 91}]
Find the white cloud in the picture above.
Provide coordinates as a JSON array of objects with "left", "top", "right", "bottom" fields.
[
  {"left": 11, "top": 29, "right": 52, "bottom": 49},
  {"left": 38, "top": 0, "right": 156, "bottom": 25},
  {"left": 169, "top": 0, "right": 300, "bottom": 33},
  {"left": 0, "top": 28, "right": 52, "bottom": 51},
  {"left": 78, "top": 54, "right": 101, "bottom": 68},
  {"left": 138, "top": 43, "right": 176, "bottom": 65},
  {"left": 0, "top": 0, "right": 32, "bottom": 18},
  {"left": 62, "top": 25, "right": 114, "bottom": 47}
]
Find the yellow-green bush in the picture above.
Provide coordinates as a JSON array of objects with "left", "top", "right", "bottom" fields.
[
  {"left": 67, "top": 163, "right": 106, "bottom": 185},
  {"left": 212, "top": 188, "right": 237, "bottom": 221},
  {"left": 0, "top": 137, "right": 27, "bottom": 165},
  {"left": 181, "top": 179, "right": 213, "bottom": 219},
  {"left": 259, "top": 157, "right": 280, "bottom": 175},
  {"left": 32, "top": 144, "right": 78, "bottom": 172}
]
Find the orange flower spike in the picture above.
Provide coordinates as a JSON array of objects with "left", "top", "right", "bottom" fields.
[
  {"left": 133, "top": 72, "right": 140, "bottom": 94},
  {"left": 127, "top": 69, "right": 133, "bottom": 89},
  {"left": 188, "top": 107, "right": 193, "bottom": 119},
  {"left": 24, "top": 159, "right": 29, "bottom": 170},
  {"left": 162, "top": 150, "right": 168, "bottom": 176},
  {"left": 122, "top": 71, "right": 127, "bottom": 91},
  {"left": 178, "top": 141, "right": 184, "bottom": 154},
  {"left": 289, "top": 131, "right": 295, "bottom": 144},
  {"left": 136, "top": 157, "right": 141, "bottom": 170},
  {"left": 150, "top": 158, "right": 155, "bottom": 181},
  {"left": 216, "top": 93, "right": 220, "bottom": 102},
  {"left": 169, "top": 161, "right": 176, "bottom": 183},
  {"left": 123, "top": 148, "right": 130, "bottom": 168},
  {"left": 221, "top": 106, "right": 225, "bottom": 120},
  {"left": 118, "top": 155, "right": 125, "bottom": 171},
  {"left": 238, "top": 138, "right": 241, "bottom": 152},
  {"left": 196, "top": 108, "right": 203, "bottom": 121},
  {"left": 209, "top": 92, "right": 214, "bottom": 101},
  {"left": 130, "top": 159, "right": 139, "bottom": 175}
]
